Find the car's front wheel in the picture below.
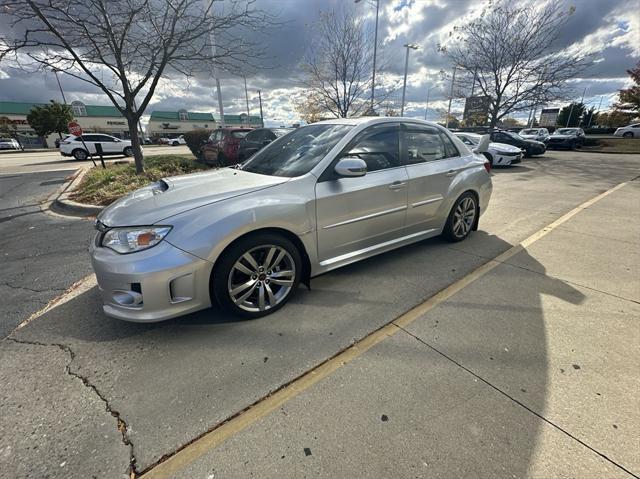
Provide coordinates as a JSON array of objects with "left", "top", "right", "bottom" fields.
[
  {"left": 443, "top": 192, "right": 477, "bottom": 242},
  {"left": 123, "top": 146, "right": 133, "bottom": 157},
  {"left": 213, "top": 233, "right": 302, "bottom": 318},
  {"left": 623, "top": 132, "right": 633, "bottom": 138}
]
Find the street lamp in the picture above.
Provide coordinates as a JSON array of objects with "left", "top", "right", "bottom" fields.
[
  {"left": 424, "top": 85, "right": 436, "bottom": 121},
  {"left": 400, "top": 43, "right": 419, "bottom": 117},
  {"left": 355, "top": 0, "right": 380, "bottom": 112}
]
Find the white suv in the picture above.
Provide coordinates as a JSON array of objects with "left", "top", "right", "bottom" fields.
[
  {"left": 614, "top": 124, "right": 639, "bottom": 138},
  {"left": 60, "top": 134, "right": 135, "bottom": 160}
]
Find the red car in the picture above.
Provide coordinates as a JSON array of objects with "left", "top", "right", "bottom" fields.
[{"left": 201, "top": 128, "right": 252, "bottom": 166}]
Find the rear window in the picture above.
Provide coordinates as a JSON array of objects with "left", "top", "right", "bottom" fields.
[{"left": 231, "top": 131, "right": 250, "bottom": 139}]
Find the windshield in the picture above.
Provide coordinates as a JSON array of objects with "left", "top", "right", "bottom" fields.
[
  {"left": 231, "top": 130, "right": 250, "bottom": 139},
  {"left": 239, "top": 124, "right": 353, "bottom": 177},
  {"left": 456, "top": 134, "right": 479, "bottom": 145},
  {"left": 521, "top": 129, "right": 538, "bottom": 135},
  {"left": 0, "top": 138, "right": 13, "bottom": 142},
  {"left": 273, "top": 128, "right": 292, "bottom": 137},
  {"left": 555, "top": 128, "right": 577, "bottom": 135},
  {"left": 504, "top": 131, "right": 524, "bottom": 140}
]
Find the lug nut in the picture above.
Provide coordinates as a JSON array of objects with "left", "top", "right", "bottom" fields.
[
  {"left": 252, "top": 275, "right": 257, "bottom": 280},
  {"left": 265, "top": 279, "right": 270, "bottom": 284}
]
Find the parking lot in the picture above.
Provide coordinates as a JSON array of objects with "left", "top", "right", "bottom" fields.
[{"left": 1, "top": 150, "right": 639, "bottom": 478}]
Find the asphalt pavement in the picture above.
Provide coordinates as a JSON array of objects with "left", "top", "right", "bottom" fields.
[{"left": 0, "top": 150, "right": 638, "bottom": 478}]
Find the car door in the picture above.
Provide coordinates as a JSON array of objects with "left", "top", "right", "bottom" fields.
[
  {"left": 402, "top": 124, "right": 467, "bottom": 233},
  {"left": 98, "top": 135, "right": 119, "bottom": 153},
  {"left": 315, "top": 124, "right": 409, "bottom": 264},
  {"left": 79, "top": 135, "right": 99, "bottom": 154}
]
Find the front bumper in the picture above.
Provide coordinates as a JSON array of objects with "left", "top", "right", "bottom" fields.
[{"left": 90, "top": 237, "right": 213, "bottom": 322}]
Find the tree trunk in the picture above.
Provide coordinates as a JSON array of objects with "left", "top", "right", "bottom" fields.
[{"left": 126, "top": 116, "right": 144, "bottom": 174}]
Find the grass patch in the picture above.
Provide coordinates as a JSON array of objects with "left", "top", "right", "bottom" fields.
[
  {"left": 71, "top": 155, "right": 212, "bottom": 206},
  {"left": 582, "top": 138, "right": 640, "bottom": 154}
]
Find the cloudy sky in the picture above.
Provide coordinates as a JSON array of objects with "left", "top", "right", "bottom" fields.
[{"left": 0, "top": 0, "right": 638, "bottom": 127}]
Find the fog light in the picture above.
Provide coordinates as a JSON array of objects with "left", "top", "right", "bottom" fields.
[{"left": 112, "top": 290, "right": 143, "bottom": 306}]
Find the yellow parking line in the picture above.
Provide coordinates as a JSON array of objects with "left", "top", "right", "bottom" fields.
[{"left": 139, "top": 180, "right": 629, "bottom": 479}]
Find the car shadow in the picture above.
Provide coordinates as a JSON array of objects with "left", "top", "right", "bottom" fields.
[{"left": 7, "top": 230, "right": 586, "bottom": 475}]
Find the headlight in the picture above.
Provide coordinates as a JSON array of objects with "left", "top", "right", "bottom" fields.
[{"left": 101, "top": 226, "right": 172, "bottom": 254}]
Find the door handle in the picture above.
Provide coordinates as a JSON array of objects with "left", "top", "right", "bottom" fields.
[
  {"left": 446, "top": 169, "right": 458, "bottom": 177},
  {"left": 389, "top": 181, "right": 406, "bottom": 190}
]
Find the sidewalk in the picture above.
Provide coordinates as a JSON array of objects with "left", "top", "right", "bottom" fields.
[{"left": 172, "top": 181, "right": 640, "bottom": 478}]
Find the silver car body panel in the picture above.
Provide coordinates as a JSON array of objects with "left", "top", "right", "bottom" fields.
[{"left": 91, "top": 117, "right": 492, "bottom": 321}]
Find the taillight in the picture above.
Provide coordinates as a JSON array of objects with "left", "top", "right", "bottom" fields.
[{"left": 483, "top": 161, "right": 491, "bottom": 173}]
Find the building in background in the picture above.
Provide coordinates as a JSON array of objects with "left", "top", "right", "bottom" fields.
[
  {"left": 224, "top": 113, "right": 263, "bottom": 128},
  {"left": 0, "top": 100, "right": 126, "bottom": 148},
  {"left": 146, "top": 109, "right": 216, "bottom": 139}
]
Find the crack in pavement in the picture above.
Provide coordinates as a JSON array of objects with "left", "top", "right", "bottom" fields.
[
  {"left": 0, "top": 282, "right": 66, "bottom": 294},
  {"left": 4, "top": 337, "right": 138, "bottom": 476},
  {"left": 393, "top": 324, "right": 640, "bottom": 479}
]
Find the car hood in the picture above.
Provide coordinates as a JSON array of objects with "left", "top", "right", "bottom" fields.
[
  {"left": 489, "top": 142, "right": 522, "bottom": 152},
  {"left": 98, "top": 168, "right": 289, "bottom": 226}
]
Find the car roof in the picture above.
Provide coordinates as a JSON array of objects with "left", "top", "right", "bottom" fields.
[{"left": 312, "top": 117, "right": 443, "bottom": 128}]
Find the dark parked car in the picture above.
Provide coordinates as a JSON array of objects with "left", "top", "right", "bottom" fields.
[
  {"left": 201, "top": 128, "right": 252, "bottom": 166},
  {"left": 489, "top": 130, "right": 546, "bottom": 157},
  {"left": 547, "top": 128, "right": 585, "bottom": 150},
  {"left": 237, "top": 128, "right": 292, "bottom": 161}
]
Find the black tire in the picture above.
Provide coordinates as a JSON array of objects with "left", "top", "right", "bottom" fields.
[
  {"left": 443, "top": 192, "right": 478, "bottom": 243},
  {"left": 172, "top": 141, "right": 179, "bottom": 146},
  {"left": 212, "top": 232, "right": 302, "bottom": 318},
  {"left": 623, "top": 132, "right": 633, "bottom": 138},
  {"left": 72, "top": 149, "right": 88, "bottom": 161},
  {"left": 123, "top": 146, "right": 133, "bottom": 157}
]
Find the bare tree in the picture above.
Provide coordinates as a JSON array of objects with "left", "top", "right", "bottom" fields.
[
  {"left": 0, "top": 0, "right": 272, "bottom": 173},
  {"left": 300, "top": 9, "right": 393, "bottom": 118},
  {"left": 440, "top": 1, "right": 590, "bottom": 128}
]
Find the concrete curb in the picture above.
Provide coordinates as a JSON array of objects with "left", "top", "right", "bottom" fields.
[{"left": 48, "top": 167, "right": 105, "bottom": 217}]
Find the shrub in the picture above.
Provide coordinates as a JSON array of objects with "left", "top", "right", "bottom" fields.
[{"left": 183, "top": 129, "right": 212, "bottom": 159}]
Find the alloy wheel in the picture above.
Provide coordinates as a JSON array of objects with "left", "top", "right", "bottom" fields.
[
  {"left": 453, "top": 197, "right": 476, "bottom": 239},
  {"left": 227, "top": 245, "right": 296, "bottom": 313}
]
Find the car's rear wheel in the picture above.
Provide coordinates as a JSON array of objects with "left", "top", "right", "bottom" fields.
[
  {"left": 72, "top": 149, "right": 88, "bottom": 160},
  {"left": 443, "top": 192, "right": 477, "bottom": 242},
  {"left": 123, "top": 146, "right": 133, "bottom": 157},
  {"left": 623, "top": 132, "right": 633, "bottom": 138},
  {"left": 213, "top": 233, "right": 302, "bottom": 318}
]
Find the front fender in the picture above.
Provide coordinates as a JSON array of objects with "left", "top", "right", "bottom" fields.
[{"left": 165, "top": 182, "right": 318, "bottom": 267}]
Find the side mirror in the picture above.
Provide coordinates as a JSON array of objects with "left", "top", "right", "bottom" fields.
[
  {"left": 334, "top": 157, "right": 367, "bottom": 177},
  {"left": 472, "top": 134, "right": 491, "bottom": 154}
]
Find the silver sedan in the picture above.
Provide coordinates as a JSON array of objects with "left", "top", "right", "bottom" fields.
[{"left": 90, "top": 117, "right": 492, "bottom": 321}]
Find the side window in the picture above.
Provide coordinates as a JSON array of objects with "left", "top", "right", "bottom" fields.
[
  {"left": 344, "top": 126, "right": 399, "bottom": 172},
  {"left": 403, "top": 127, "right": 446, "bottom": 165},
  {"left": 252, "top": 130, "right": 267, "bottom": 143},
  {"left": 96, "top": 135, "right": 114, "bottom": 142},
  {"left": 459, "top": 136, "right": 474, "bottom": 146},
  {"left": 244, "top": 131, "right": 258, "bottom": 142},
  {"left": 439, "top": 131, "right": 460, "bottom": 158},
  {"left": 214, "top": 131, "right": 223, "bottom": 141}
]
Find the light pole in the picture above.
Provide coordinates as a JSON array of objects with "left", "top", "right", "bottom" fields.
[
  {"left": 52, "top": 69, "right": 67, "bottom": 104},
  {"left": 257, "top": 90, "right": 264, "bottom": 128},
  {"left": 355, "top": 0, "right": 380, "bottom": 112},
  {"left": 243, "top": 76, "right": 250, "bottom": 124},
  {"left": 424, "top": 85, "right": 436, "bottom": 121},
  {"left": 206, "top": 0, "right": 225, "bottom": 127},
  {"left": 400, "top": 43, "right": 419, "bottom": 117},
  {"left": 445, "top": 66, "right": 457, "bottom": 128}
]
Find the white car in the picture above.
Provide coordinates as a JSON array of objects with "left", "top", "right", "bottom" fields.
[
  {"left": 0, "top": 137, "right": 21, "bottom": 150},
  {"left": 169, "top": 135, "right": 187, "bottom": 146},
  {"left": 519, "top": 128, "right": 550, "bottom": 144},
  {"left": 455, "top": 132, "right": 523, "bottom": 166},
  {"left": 613, "top": 123, "right": 639, "bottom": 138},
  {"left": 60, "top": 134, "right": 135, "bottom": 160}
]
